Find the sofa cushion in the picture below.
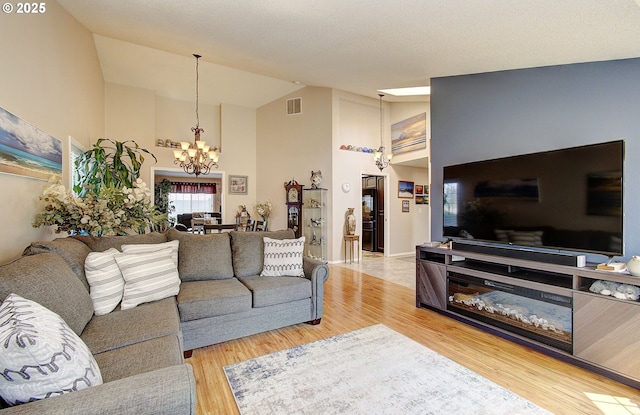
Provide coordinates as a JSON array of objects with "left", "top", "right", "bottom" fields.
[
  {"left": 81, "top": 297, "right": 181, "bottom": 355},
  {"left": 85, "top": 248, "right": 125, "bottom": 316},
  {"left": 0, "top": 294, "right": 102, "bottom": 406},
  {"left": 238, "top": 275, "right": 312, "bottom": 308},
  {"left": 261, "top": 237, "right": 305, "bottom": 277},
  {"left": 230, "top": 229, "right": 295, "bottom": 277},
  {"left": 167, "top": 228, "right": 234, "bottom": 281},
  {"left": 0, "top": 252, "right": 94, "bottom": 336},
  {"left": 177, "top": 279, "right": 252, "bottom": 322},
  {"left": 23, "top": 237, "right": 92, "bottom": 290},
  {"left": 115, "top": 248, "right": 181, "bottom": 310},
  {"left": 93, "top": 335, "right": 183, "bottom": 383},
  {"left": 72, "top": 232, "right": 168, "bottom": 252}
]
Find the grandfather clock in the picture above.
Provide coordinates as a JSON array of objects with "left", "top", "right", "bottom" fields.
[{"left": 284, "top": 179, "right": 303, "bottom": 238}]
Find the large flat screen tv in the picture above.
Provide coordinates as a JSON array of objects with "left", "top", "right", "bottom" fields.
[{"left": 443, "top": 140, "right": 624, "bottom": 256}]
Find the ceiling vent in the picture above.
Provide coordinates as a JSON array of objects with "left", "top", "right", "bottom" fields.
[{"left": 286, "top": 98, "right": 301, "bottom": 115}]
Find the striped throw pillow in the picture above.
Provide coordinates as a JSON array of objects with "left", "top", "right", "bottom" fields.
[
  {"left": 84, "top": 248, "right": 125, "bottom": 315},
  {"left": 115, "top": 248, "right": 181, "bottom": 310},
  {"left": 260, "top": 237, "right": 305, "bottom": 277},
  {"left": 121, "top": 240, "right": 179, "bottom": 267}
]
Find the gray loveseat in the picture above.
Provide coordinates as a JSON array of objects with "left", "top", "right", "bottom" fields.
[{"left": 0, "top": 228, "right": 329, "bottom": 414}]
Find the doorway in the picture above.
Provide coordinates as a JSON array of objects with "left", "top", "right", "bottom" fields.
[{"left": 361, "top": 175, "right": 385, "bottom": 253}]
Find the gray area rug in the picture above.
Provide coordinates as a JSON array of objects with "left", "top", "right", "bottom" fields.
[{"left": 224, "top": 324, "right": 554, "bottom": 415}]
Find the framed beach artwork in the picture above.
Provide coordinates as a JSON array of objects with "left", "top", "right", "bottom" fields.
[
  {"left": 229, "top": 175, "right": 248, "bottom": 194},
  {"left": 391, "top": 112, "right": 427, "bottom": 155},
  {"left": 0, "top": 107, "right": 62, "bottom": 181},
  {"left": 398, "top": 180, "right": 414, "bottom": 198}
]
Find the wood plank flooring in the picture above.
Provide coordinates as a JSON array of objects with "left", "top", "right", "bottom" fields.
[{"left": 188, "top": 264, "right": 640, "bottom": 415}]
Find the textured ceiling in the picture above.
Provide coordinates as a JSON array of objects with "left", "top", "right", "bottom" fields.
[{"left": 58, "top": 0, "right": 640, "bottom": 107}]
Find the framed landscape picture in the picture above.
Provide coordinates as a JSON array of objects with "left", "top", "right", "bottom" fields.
[
  {"left": 229, "top": 175, "right": 248, "bottom": 194},
  {"left": 0, "top": 107, "right": 62, "bottom": 181},
  {"left": 398, "top": 180, "right": 414, "bottom": 198}
]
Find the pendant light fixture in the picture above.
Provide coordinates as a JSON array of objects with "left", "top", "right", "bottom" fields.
[
  {"left": 173, "top": 54, "right": 219, "bottom": 176},
  {"left": 373, "top": 93, "right": 392, "bottom": 171}
]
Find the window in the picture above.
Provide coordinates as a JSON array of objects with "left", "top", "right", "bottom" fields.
[
  {"left": 443, "top": 181, "right": 458, "bottom": 227},
  {"left": 169, "top": 193, "right": 214, "bottom": 215},
  {"left": 167, "top": 182, "right": 217, "bottom": 215},
  {"left": 69, "top": 136, "right": 85, "bottom": 195}
]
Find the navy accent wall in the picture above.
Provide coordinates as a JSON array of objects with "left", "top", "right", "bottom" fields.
[{"left": 430, "top": 58, "right": 640, "bottom": 262}]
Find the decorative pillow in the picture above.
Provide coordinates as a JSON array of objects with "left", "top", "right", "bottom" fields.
[
  {"left": 121, "top": 240, "right": 180, "bottom": 267},
  {"left": 260, "top": 237, "right": 305, "bottom": 277},
  {"left": 230, "top": 229, "right": 296, "bottom": 277},
  {"left": 84, "top": 248, "right": 125, "bottom": 315},
  {"left": 114, "top": 248, "right": 181, "bottom": 310},
  {"left": 0, "top": 293, "right": 103, "bottom": 406}
]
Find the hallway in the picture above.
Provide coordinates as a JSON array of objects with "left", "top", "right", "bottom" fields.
[{"left": 334, "top": 251, "right": 416, "bottom": 289}]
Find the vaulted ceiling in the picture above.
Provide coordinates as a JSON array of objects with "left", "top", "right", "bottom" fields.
[{"left": 58, "top": 0, "right": 640, "bottom": 108}]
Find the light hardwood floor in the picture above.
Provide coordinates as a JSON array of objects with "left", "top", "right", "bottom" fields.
[{"left": 188, "top": 264, "right": 640, "bottom": 415}]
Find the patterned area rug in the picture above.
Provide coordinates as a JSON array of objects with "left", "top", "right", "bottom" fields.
[{"left": 224, "top": 325, "right": 553, "bottom": 415}]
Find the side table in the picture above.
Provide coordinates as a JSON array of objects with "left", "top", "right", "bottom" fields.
[{"left": 343, "top": 235, "right": 360, "bottom": 264}]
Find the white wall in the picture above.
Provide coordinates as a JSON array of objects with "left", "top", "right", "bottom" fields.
[
  {"left": 0, "top": 2, "right": 105, "bottom": 263},
  {"left": 256, "top": 87, "right": 333, "bottom": 232},
  {"left": 331, "top": 91, "right": 430, "bottom": 261},
  {"left": 103, "top": 82, "right": 257, "bottom": 223}
]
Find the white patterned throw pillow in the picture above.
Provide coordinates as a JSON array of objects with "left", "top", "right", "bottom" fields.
[
  {"left": 0, "top": 293, "right": 103, "bottom": 406},
  {"left": 115, "top": 248, "right": 181, "bottom": 310},
  {"left": 84, "top": 248, "right": 125, "bottom": 315},
  {"left": 121, "top": 240, "right": 180, "bottom": 267},
  {"left": 261, "top": 237, "right": 305, "bottom": 277}
]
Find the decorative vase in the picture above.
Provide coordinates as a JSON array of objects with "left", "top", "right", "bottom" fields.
[
  {"left": 626, "top": 256, "right": 640, "bottom": 277},
  {"left": 345, "top": 208, "right": 356, "bottom": 235}
]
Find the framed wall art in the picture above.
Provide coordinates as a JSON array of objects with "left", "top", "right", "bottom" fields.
[
  {"left": 402, "top": 200, "right": 410, "bottom": 212},
  {"left": 229, "top": 175, "right": 248, "bottom": 194},
  {"left": 0, "top": 107, "right": 62, "bottom": 181},
  {"left": 398, "top": 180, "right": 414, "bottom": 198}
]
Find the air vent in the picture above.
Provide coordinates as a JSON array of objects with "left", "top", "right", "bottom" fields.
[{"left": 286, "top": 98, "right": 301, "bottom": 115}]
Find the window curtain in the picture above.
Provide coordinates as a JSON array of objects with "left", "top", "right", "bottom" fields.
[{"left": 170, "top": 182, "right": 216, "bottom": 194}]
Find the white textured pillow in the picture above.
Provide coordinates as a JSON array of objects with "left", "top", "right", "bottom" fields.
[
  {"left": 84, "top": 248, "right": 124, "bottom": 315},
  {"left": 115, "top": 248, "right": 181, "bottom": 310},
  {"left": 261, "top": 237, "right": 305, "bottom": 277},
  {"left": 121, "top": 240, "right": 179, "bottom": 267},
  {"left": 0, "top": 293, "right": 103, "bottom": 406}
]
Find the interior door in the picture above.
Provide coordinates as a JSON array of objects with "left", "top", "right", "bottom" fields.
[
  {"left": 362, "top": 190, "right": 376, "bottom": 251},
  {"left": 376, "top": 176, "right": 385, "bottom": 252}
]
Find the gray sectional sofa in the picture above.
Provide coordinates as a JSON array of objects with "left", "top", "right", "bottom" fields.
[{"left": 0, "top": 228, "right": 329, "bottom": 414}]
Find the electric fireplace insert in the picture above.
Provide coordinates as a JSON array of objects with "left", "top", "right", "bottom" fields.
[{"left": 447, "top": 271, "right": 573, "bottom": 353}]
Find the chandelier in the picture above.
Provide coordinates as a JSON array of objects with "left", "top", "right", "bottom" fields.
[
  {"left": 373, "top": 93, "right": 392, "bottom": 171},
  {"left": 173, "top": 54, "right": 219, "bottom": 177}
]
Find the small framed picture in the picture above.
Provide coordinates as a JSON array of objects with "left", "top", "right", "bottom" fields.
[
  {"left": 398, "top": 180, "right": 414, "bottom": 199},
  {"left": 229, "top": 175, "right": 248, "bottom": 194},
  {"left": 415, "top": 184, "right": 424, "bottom": 195},
  {"left": 415, "top": 195, "right": 424, "bottom": 204},
  {"left": 402, "top": 200, "right": 410, "bottom": 212}
]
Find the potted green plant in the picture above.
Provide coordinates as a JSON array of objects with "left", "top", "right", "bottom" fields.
[{"left": 34, "top": 138, "right": 166, "bottom": 235}]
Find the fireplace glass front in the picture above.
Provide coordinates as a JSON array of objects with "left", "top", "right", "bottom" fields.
[{"left": 447, "top": 272, "right": 572, "bottom": 352}]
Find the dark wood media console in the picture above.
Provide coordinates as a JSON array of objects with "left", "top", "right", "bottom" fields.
[{"left": 416, "top": 245, "right": 640, "bottom": 389}]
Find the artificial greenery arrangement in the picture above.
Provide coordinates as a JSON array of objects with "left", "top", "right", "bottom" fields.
[
  {"left": 73, "top": 138, "right": 156, "bottom": 197},
  {"left": 33, "top": 139, "right": 166, "bottom": 236}
]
